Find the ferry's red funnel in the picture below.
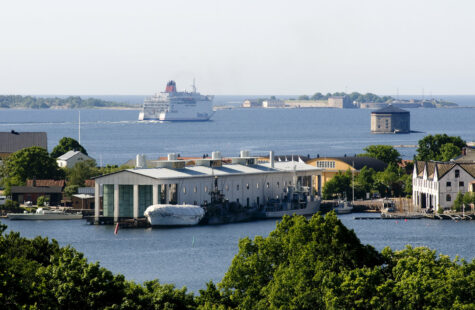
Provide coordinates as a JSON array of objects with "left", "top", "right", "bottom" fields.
[{"left": 165, "top": 80, "right": 176, "bottom": 93}]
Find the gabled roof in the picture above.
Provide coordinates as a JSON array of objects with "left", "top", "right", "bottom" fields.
[
  {"left": 26, "top": 179, "right": 65, "bottom": 187},
  {"left": 414, "top": 160, "right": 473, "bottom": 180},
  {"left": 459, "top": 164, "right": 475, "bottom": 178},
  {"left": 435, "top": 163, "right": 456, "bottom": 179},
  {"left": 57, "top": 150, "right": 90, "bottom": 160},
  {"left": 371, "top": 105, "right": 409, "bottom": 114},
  {"left": 0, "top": 131, "right": 47, "bottom": 153}
]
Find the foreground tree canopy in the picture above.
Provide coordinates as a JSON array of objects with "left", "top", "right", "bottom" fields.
[
  {"left": 51, "top": 137, "right": 88, "bottom": 158},
  {"left": 1, "top": 213, "right": 474, "bottom": 309}
]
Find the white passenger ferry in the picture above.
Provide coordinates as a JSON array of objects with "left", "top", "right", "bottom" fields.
[{"left": 138, "top": 80, "right": 214, "bottom": 121}]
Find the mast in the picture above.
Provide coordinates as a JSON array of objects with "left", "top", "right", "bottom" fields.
[
  {"left": 352, "top": 160, "right": 355, "bottom": 204},
  {"left": 78, "top": 110, "right": 81, "bottom": 144}
]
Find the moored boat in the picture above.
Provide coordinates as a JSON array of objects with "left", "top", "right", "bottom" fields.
[
  {"left": 144, "top": 204, "right": 205, "bottom": 226},
  {"left": 334, "top": 200, "right": 353, "bottom": 214},
  {"left": 7, "top": 208, "right": 83, "bottom": 220},
  {"left": 264, "top": 185, "right": 320, "bottom": 218}
]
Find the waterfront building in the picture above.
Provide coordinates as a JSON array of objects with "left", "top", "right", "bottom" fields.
[
  {"left": 262, "top": 99, "right": 285, "bottom": 108},
  {"left": 306, "top": 156, "right": 387, "bottom": 195},
  {"left": 370, "top": 105, "right": 410, "bottom": 133},
  {"left": 242, "top": 99, "right": 261, "bottom": 108},
  {"left": 284, "top": 96, "right": 353, "bottom": 109},
  {"left": 0, "top": 131, "right": 47, "bottom": 160},
  {"left": 56, "top": 150, "right": 94, "bottom": 168},
  {"left": 412, "top": 161, "right": 475, "bottom": 212},
  {"left": 93, "top": 151, "right": 322, "bottom": 222}
]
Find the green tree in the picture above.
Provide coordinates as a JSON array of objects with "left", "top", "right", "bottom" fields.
[
  {"left": 416, "top": 134, "right": 466, "bottom": 161},
  {"left": 65, "top": 159, "right": 97, "bottom": 187},
  {"left": 37, "top": 196, "right": 45, "bottom": 207},
  {"left": 218, "top": 213, "right": 384, "bottom": 309},
  {"left": 3, "top": 147, "right": 65, "bottom": 187},
  {"left": 322, "top": 169, "right": 352, "bottom": 200},
  {"left": 374, "top": 163, "right": 405, "bottom": 197},
  {"left": 359, "top": 145, "right": 401, "bottom": 165},
  {"left": 452, "top": 192, "right": 464, "bottom": 211},
  {"left": 440, "top": 143, "right": 463, "bottom": 161},
  {"left": 353, "top": 166, "right": 376, "bottom": 199},
  {"left": 51, "top": 137, "right": 88, "bottom": 158}
]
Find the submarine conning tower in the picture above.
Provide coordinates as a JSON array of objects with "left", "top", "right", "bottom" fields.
[{"left": 165, "top": 80, "right": 177, "bottom": 93}]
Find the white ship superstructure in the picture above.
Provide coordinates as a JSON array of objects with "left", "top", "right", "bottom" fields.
[{"left": 139, "top": 80, "right": 213, "bottom": 121}]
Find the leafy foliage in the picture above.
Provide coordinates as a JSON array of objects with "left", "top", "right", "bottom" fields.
[
  {"left": 219, "top": 213, "right": 384, "bottom": 309},
  {"left": 0, "top": 224, "right": 197, "bottom": 309},
  {"left": 323, "top": 163, "right": 411, "bottom": 199},
  {"left": 416, "top": 134, "right": 466, "bottom": 161},
  {"left": 0, "top": 199, "right": 22, "bottom": 215},
  {"left": 51, "top": 137, "right": 88, "bottom": 158},
  {"left": 360, "top": 145, "right": 401, "bottom": 165},
  {"left": 2, "top": 147, "right": 65, "bottom": 187}
]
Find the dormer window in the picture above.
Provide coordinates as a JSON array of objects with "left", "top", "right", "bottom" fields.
[{"left": 455, "top": 170, "right": 460, "bottom": 178}]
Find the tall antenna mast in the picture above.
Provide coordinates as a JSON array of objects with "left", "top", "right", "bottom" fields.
[{"left": 78, "top": 110, "right": 81, "bottom": 144}]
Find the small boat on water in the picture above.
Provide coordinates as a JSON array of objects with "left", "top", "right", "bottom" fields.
[
  {"left": 334, "top": 200, "right": 353, "bottom": 214},
  {"left": 144, "top": 204, "right": 205, "bottom": 226},
  {"left": 264, "top": 185, "right": 320, "bottom": 218},
  {"left": 7, "top": 208, "right": 83, "bottom": 220}
]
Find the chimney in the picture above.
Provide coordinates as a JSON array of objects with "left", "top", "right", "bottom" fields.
[
  {"left": 212, "top": 151, "right": 221, "bottom": 160},
  {"left": 168, "top": 153, "right": 177, "bottom": 161},
  {"left": 270, "top": 150, "right": 274, "bottom": 168}
]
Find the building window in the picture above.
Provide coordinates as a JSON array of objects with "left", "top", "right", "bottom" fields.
[
  {"left": 225, "top": 184, "right": 229, "bottom": 191},
  {"left": 446, "top": 181, "right": 451, "bottom": 187},
  {"left": 266, "top": 182, "right": 269, "bottom": 188},
  {"left": 277, "top": 182, "right": 280, "bottom": 188},
  {"left": 246, "top": 183, "right": 249, "bottom": 190},
  {"left": 183, "top": 187, "right": 186, "bottom": 194},
  {"left": 204, "top": 186, "right": 208, "bottom": 192},
  {"left": 237, "top": 184, "right": 239, "bottom": 191},
  {"left": 194, "top": 187, "right": 197, "bottom": 193},
  {"left": 455, "top": 170, "right": 460, "bottom": 178},
  {"left": 256, "top": 183, "right": 259, "bottom": 189},
  {"left": 459, "top": 181, "right": 464, "bottom": 187},
  {"left": 446, "top": 194, "right": 451, "bottom": 202}
]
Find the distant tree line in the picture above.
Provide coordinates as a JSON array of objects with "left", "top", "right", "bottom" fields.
[
  {"left": 0, "top": 95, "right": 132, "bottom": 109},
  {"left": 295, "top": 92, "right": 393, "bottom": 103},
  {"left": 1, "top": 213, "right": 473, "bottom": 309}
]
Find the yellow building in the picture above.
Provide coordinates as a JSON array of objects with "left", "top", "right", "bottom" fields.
[{"left": 306, "top": 157, "right": 387, "bottom": 194}]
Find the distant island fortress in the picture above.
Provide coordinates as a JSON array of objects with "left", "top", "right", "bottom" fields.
[{"left": 242, "top": 95, "right": 456, "bottom": 109}]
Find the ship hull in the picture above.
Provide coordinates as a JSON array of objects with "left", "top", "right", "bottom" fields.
[{"left": 265, "top": 201, "right": 320, "bottom": 218}]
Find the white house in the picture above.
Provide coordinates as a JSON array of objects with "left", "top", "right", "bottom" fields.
[
  {"left": 56, "top": 150, "right": 94, "bottom": 168},
  {"left": 92, "top": 152, "right": 322, "bottom": 222},
  {"left": 412, "top": 160, "right": 475, "bottom": 211}
]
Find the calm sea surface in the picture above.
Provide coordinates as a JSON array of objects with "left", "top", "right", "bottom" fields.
[
  {"left": 0, "top": 100, "right": 475, "bottom": 165},
  {"left": 1, "top": 97, "right": 474, "bottom": 292},
  {"left": 2, "top": 215, "right": 474, "bottom": 292}
]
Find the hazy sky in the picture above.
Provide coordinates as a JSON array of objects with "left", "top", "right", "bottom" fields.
[{"left": 1, "top": 0, "right": 475, "bottom": 95}]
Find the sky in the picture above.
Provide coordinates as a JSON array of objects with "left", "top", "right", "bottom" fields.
[{"left": 1, "top": 0, "right": 475, "bottom": 95}]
